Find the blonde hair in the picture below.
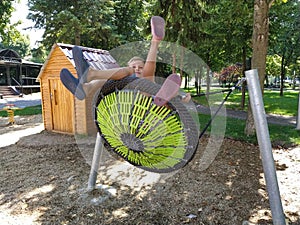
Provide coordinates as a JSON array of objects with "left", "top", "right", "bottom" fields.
[{"left": 127, "top": 56, "right": 145, "bottom": 65}]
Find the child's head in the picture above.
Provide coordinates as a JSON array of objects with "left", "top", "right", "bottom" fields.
[{"left": 128, "top": 57, "right": 145, "bottom": 77}]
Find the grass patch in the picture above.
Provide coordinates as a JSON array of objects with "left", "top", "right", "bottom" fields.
[
  {"left": 191, "top": 88, "right": 299, "bottom": 116},
  {"left": 198, "top": 113, "right": 300, "bottom": 146},
  {"left": 224, "top": 89, "right": 298, "bottom": 116},
  {"left": 0, "top": 105, "right": 42, "bottom": 117}
]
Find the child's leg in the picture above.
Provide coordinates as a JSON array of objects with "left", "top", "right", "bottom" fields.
[
  {"left": 60, "top": 68, "right": 86, "bottom": 100},
  {"left": 73, "top": 45, "right": 134, "bottom": 83},
  {"left": 86, "top": 67, "right": 134, "bottom": 83},
  {"left": 154, "top": 74, "right": 181, "bottom": 106},
  {"left": 82, "top": 79, "right": 107, "bottom": 97},
  {"left": 142, "top": 16, "right": 165, "bottom": 82},
  {"left": 142, "top": 41, "right": 160, "bottom": 82}
]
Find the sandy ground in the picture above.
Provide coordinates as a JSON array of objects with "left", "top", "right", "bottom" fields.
[{"left": 0, "top": 115, "right": 299, "bottom": 225}]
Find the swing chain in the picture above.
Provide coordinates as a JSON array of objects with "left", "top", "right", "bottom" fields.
[
  {"left": 197, "top": 77, "right": 247, "bottom": 140},
  {"left": 230, "top": 77, "right": 247, "bottom": 91}
]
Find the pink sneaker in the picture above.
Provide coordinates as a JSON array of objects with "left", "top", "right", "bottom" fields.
[
  {"left": 151, "top": 16, "right": 165, "bottom": 40},
  {"left": 154, "top": 74, "right": 181, "bottom": 106}
]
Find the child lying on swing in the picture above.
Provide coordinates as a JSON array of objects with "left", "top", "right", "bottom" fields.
[{"left": 60, "top": 16, "right": 191, "bottom": 106}]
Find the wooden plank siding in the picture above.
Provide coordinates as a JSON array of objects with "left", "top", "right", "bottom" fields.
[
  {"left": 39, "top": 44, "right": 77, "bottom": 134},
  {"left": 40, "top": 79, "right": 50, "bottom": 130},
  {"left": 74, "top": 99, "right": 87, "bottom": 135},
  {"left": 49, "top": 78, "right": 74, "bottom": 133},
  {"left": 85, "top": 90, "right": 99, "bottom": 135},
  {"left": 37, "top": 43, "right": 118, "bottom": 135}
]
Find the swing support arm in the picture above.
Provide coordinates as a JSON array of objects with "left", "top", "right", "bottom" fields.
[{"left": 246, "top": 69, "right": 286, "bottom": 225}]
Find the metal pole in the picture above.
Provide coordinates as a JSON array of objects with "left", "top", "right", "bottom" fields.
[
  {"left": 296, "top": 92, "right": 300, "bottom": 130},
  {"left": 245, "top": 69, "right": 286, "bottom": 225},
  {"left": 87, "top": 132, "right": 104, "bottom": 191}
]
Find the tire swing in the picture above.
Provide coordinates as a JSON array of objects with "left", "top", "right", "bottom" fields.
[{"left": 93, "top": 76, "right": 200, "bottom": 173}]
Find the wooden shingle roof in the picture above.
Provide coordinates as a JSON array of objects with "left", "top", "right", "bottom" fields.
[
  {"left": 58, "top": 43, "right": 119, "bottom": 70},
  {"left": 37, "top": 43, "right": 119, "bottom": 80}
]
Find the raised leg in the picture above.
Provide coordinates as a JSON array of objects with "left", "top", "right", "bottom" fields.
[
  {"left": 60, "top": 68, "right": 86, "bottom": 100},
  {"left": 154, "top": 73, "right": 181, "bottom": 106},
  {"left": 73, "top": 46, "right": 90, "bottom": 82},
  {"left": 142, "top": 16, "right": 165, "bottom": 82}
]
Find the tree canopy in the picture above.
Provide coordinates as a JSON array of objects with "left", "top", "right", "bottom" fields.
[
  {"left": 0, "top": 0, "right": 14, "bottom": 38},
  {"left": 27, "top": 0, "right": 148, "bottom": 50},
  {"left": 1, "top": 0, "right": 298, "bottom": 136},
  {"left": 0, "top": 0, "right": 31, "bottom": 58},
  {"left": 2, "top": 0, "right": 298, "bottom": 83},
  {"left": 269, "top": 0, "right": 300, "bottom": 94}
]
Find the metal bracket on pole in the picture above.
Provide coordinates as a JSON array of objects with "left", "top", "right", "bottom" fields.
[{"left": 245, "top": 69, "right": 286, "bottom": 225}]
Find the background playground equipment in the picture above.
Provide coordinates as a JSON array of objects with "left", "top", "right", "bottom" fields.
[{"left": 3, "top": 104, "right": 18, "bottom": 125}]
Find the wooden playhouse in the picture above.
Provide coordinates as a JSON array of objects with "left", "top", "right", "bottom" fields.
[{"left": 37, "top": 43, "right": 119, "bottom": 135}]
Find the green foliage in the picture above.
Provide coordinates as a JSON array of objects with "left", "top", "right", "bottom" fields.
[
  {"left": 207, "top": 0, "right": 253, "bottom": 71},
  {"left": 31, "top": 46, "right": 48, "bottom": 63},
  {"left": 0, "top": 0, "right": 31, "bottom": 58},
  {"left": 23, "top": 0, "right": 299, "bottom": 81},
  {"left": 269, "top": 0, "right": 300, "bottom": 81},
  {"left": 147, "top": 0, "right": 253, "bottom": 73},
  {"left": 269, "top": 0, "right": 300, "bottom": 57},
  {"left": 27, "top": 0, "right": 120, "bottom": 49},
  {"left": 0, "top": 0, "right": 15, "bottom": 38},
  {"left": 148, "top": 0, "right": 212, "bottom": 62},
  {"left": 113, "top": 0, "right": 145, "bottom": 42},
  {"left": 26, "top": 0, "right": 150, "bottom": 50},
  {"left": 1, "top": 24, "right": 31, "bottom": 58},
  {"left": 266, "top": 54, "right": 281, "bottom": 76}
]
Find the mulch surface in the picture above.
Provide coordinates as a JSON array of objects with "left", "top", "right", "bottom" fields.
[{"left": 0, "top": 115, "right": 299, "bottom": 225}]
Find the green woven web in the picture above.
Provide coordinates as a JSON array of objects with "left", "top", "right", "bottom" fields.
[{"left": 96, "top": 90, "right": 188, "bottom": 171}]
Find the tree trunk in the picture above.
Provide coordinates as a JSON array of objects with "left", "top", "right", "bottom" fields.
[
  {"left": 280, "top": 54, "right": 285, "bottom": 96},
  {"left": 241, "top": 46, "right": 247, "bottom": 110},
  {"left": 245, "top": 0, "right": 270, "bottom": 136},
  {"left": 206, "top": 66, "right": 211, "bottom": 99},
  {"left": 74, "top": 29, "right": 81, "bottom": 46},
  {"left": 195, "top": 70, "right": 201, "bottom": 96}
]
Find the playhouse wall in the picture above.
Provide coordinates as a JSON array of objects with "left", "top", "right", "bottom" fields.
[
  {"left": 74, "top": 89, "right": 99, "bottom": 135},
  {"left": 40, "top": 46, "right": 76, "bottom": 134},
  {"left": 39, "top": 44, "right": 101, "bottom": 135},
  {"left": 40, "top": 78, "right": 51, "bottom": 131},
  {"left": 86, "top": 89, "right": 99, "bottom": 135},
  {"left": 74, "top": 99, "right": 87, "bottom": 135}
]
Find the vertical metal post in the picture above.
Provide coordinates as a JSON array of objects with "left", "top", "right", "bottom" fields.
[
  {"left": 296, "top": 91, "right": 300, "bottom": 130},
  {"left": 245, "top": 69, "right": 286, "bottom": 225},
  {"left": 87, "top": 132, "right": 104, "bottom": 191}
]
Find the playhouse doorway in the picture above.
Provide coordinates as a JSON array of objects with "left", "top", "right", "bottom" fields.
[{"left": 49, "top": 78, "right": 74, "bottom": 133}]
